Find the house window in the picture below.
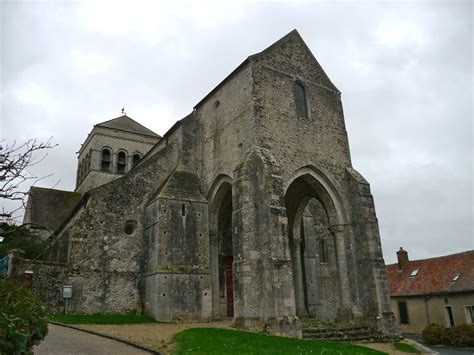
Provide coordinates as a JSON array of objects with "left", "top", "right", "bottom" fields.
[
  {"left": 465, "top": 305, "right": 474, "bottom": 324},
  {"left": 117, "top": 151, "right": 127, "bottom": 174},
  {"left": 294, "top": 82, "right": 308, "bottom": 118},
  {"left": 319, "top": 239, "right": 328, "bottom": 263},
  {"left": 410, "top": 268, "right": 420, "bottom": 277},
  {"left": 101, "top": 149, "right": 111, "bottom": 171},
  {"left": 132, "top": 153, "right": 141, "bottom": 168},
  {"left": 398, "top": 301, "right": 409, "bottom": 324},
  {"left": 445, "top": 305, "right": 455, "bottom": 327}
]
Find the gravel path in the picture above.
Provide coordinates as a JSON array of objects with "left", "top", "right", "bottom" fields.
[
  {"left": 34, "top": 323, "right": 152, "bottom": 355},
  {"left": 74, "top": 321, "right": 233, "bottom": 352}
]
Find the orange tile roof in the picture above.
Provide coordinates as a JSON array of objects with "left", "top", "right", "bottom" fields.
[{"left": 386, "top": 250, "right": 474, "bottom": 297}]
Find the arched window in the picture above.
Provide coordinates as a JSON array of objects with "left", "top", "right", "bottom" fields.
[
  {"left": 101, "top": 148, "right": 111, "bottom": 171},
  {"left": 294, "top": 82, "right": 308, "bottom": 118},
  {"left": 78, "top": 161, "right": 83, "bottom": 182},
  {"left": 117, "top": 151, "right": 127, "bottom": 174},
  {"left": 132, "top": 153, "right": 141, "bottom": 168}
]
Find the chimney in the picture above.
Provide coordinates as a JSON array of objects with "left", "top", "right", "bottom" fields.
[{"left": 397, "top": 247, "right": 409, "bottom": 270}]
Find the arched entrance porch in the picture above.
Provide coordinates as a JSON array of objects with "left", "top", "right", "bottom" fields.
[
  {"left": 284, "top": 168, "right": 351, "bottom": 321},
  {"left": 208, "top": 176, "right": 234, "bottom": 318}
]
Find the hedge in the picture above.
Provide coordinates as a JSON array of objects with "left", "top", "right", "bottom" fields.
[
  {"left": 422, "top": 323, "right": 474, "bottom": 347},
  {"left": 0, "top": 278, "right": 49, "bottom": 354}
]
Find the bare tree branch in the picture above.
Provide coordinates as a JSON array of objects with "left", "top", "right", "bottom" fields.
[{"left": 0, "top": 138, "right": 58, "bottom": 224}]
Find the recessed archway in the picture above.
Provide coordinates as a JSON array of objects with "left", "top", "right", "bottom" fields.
[
  {"left": 208, "top": 175, "right": 234, "bottom": 318},
  {"left": 284, "top": 168, "right": 348, "bottom": 321}
]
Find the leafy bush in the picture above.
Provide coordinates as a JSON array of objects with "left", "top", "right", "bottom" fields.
[
  {"left": 422, "top": 323, "right": 447, "bottom": 345},
  {"left": 449, "top": 324, "right": 474, "bottom": 347},
  {"left": 422, "top": 323, "right": 474, "bottom": 347},
  {"left": 0, "top": 223, "right": 49, "bottom": 260},
  {"left": 0, "top": 278, "right": 48, "bottom": 354}
]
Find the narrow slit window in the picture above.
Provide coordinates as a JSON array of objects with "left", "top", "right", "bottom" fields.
[
  {"left": 117, "top": 151, "right": 126, "bottom": 174},
  {"left": 319, "top": 239, "right": 328, "bottom": 263},
  {"left": 214, "top": 100, "right": 221, "bottom": 124},
  {"left": 294, "top": 82, "right": 308, "bottom": 118},
  {"left": 101, "top": 149, "right": 111, "bottom": 171},
  {"left": 181, "top": 204, "right": 186, "bottom": 216}
]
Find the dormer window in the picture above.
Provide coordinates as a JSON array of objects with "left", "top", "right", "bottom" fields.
[
  {"left": 101, "top": 148, "right": 111, "bottom": 171},
  {"left": 294, "top": 82, "right": 308, "bottom": 118},
  {"left": 117, "top": 151, "right": 127, "bottom": 174},
  {"left": 410, "top": 268, "right": 420, "bottom": 277}
]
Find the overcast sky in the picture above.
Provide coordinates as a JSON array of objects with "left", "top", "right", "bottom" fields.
[{"left": 1, "top": 0, "right": 472, "bottom": 264}]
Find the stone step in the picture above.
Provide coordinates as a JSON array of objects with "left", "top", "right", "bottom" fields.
[
  {"left": 302, "top": 326, "right": 377, "bottom": 343},
  {"left": 302, "top": 329, "right": 371, "bottom": 336}
]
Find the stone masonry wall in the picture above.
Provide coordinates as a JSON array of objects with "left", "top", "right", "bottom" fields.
[
  {"left": 7, "top": 250, "right": 69, "bottom": 312},
  {"left": 56, "top": 127, "right": 181, "bottom": 314}
]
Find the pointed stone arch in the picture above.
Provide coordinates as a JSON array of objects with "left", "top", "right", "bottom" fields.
[
  {"left": 207, "top": 174, "right": 234, "bottom": 318},
  {"left": 284, "top": 166, "right": 351, "bottom": 320}
]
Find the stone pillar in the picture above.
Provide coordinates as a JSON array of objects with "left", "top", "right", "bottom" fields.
[
  {"left": 232, "top": 147, "right": 301, "bottom": 338},
  {"left": 331, "top": 225, "right": 351, "bottom": 312},
  {"left": 7, "top": 249, "right": 25, "bottom": 277},
  {"left": 209, "top": 231, "right": 220, "bottom": 318},
  {"left": 292, "top": 237, "right": 306, "bottom": 316}
]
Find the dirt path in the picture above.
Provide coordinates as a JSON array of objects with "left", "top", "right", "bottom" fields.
[
  {"left": 53, "top": 321, "right": 431, "bottom": 355},
  {"left": 75, "top": 321, "right": 233, "bottom": 353},
  {"left": 34, "top": 323, "right": 151, "bottom": 355}
]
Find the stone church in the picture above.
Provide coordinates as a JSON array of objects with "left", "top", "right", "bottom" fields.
[{"left": 24, "top": 30, "right": 398, "bottom": 338}]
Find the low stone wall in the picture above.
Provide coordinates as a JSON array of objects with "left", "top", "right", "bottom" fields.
[{"left": 7, "top": 249, "right": 69, "bottom": 312}]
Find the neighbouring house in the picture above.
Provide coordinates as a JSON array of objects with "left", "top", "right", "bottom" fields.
[
  {"left": 386, "top": 247, "right": 474, "bottom": 334},
  {"left": 14, "top": 29, "right": 401, "bottom": 338}
]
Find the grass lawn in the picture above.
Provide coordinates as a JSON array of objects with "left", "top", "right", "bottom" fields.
[
  {"left": 173, "top": 328, "right": 387, "bottom": 355},
  {"left": 48, "top": 313, "right": 158, "bottom": 324},
  {"left": 393, "top": 342, "right": 420, "bottom": 353}
]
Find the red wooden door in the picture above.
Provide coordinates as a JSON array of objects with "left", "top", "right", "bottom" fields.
[{"left": 225, "top": 256, "right": 234, "bottom": 317}]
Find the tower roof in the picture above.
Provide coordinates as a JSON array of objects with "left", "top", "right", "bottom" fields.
[{"left": 95, "top": 115, "right": 160, "bottom": 138}]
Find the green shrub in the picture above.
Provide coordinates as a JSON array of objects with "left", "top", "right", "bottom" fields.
[
  {"left": 0, "top": 278, "right": 48, "bottom": 354},
  {"left": 449, "top": 324, "right": 474, "bottom": 347},
  {"left": 422, "top": 323, "right": 447, "bottom": 345},
  {"left": 422, "top": 323, "right": 474, "bottom": 347},
  {"left": 0, "top": 223, "right": 49, "bottom": 260}
]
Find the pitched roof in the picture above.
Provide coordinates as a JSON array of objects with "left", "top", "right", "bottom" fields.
[
  {"left": 26, "top": 187, "right": 82, "bottom": 231},
  {"left": 149, "top": 170, "right": 206, "bottom": 203},
  {"left": 386, "top": 250, "right": 474, "bottom": 297},
  {"left": 95, "top": 115, "right": 160, "bottom": 138},
  {"left": 194, "top": 29, "right": 338, "bottom": 109}
]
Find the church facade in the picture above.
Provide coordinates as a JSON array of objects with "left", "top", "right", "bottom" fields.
[{"left": 34, "top": 30, "right": 398, "bottom": 338}]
